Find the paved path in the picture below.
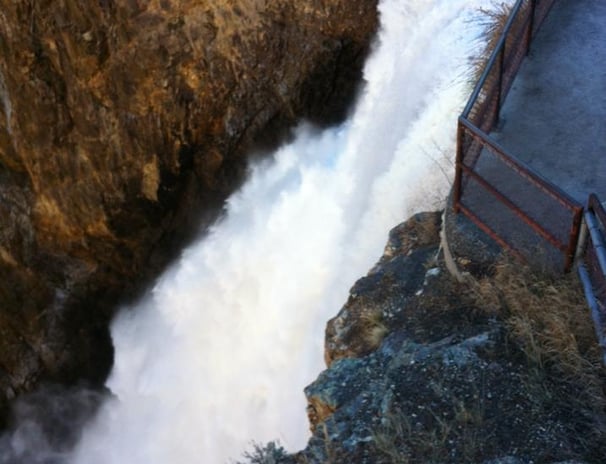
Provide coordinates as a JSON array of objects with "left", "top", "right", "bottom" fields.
[
  {"left": 446, "top": 0, "right": 606, "bottom": 272},
  {"left": 491, "top": 0, "right": 606, "bottom": 204}
]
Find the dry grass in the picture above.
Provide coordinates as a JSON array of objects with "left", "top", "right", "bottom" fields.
[
  {"left": 360, "top": 309, "right": 389, "bottom": 351},
  {"left": 470, "top": 259, "right": 600, "bottom": 376},
  {"left": 366, "top": 257, "right": 606, "bottom": 463},
  {"left": 469, "top": 258, "right": 606, "bottom": 456},
  {"left": 373, "top": 396, "right": 486, "bottom": 464},
  {"left": 373, "top": 411, "right": 413, "bottom": 463}
]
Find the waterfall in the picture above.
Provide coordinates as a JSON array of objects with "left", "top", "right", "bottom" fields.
[
  {"left": 70, "top": 1, "right": 495, "bottom": 462},
  {"left": 1, "top": 0, "right": 501, "bottom": 462}
]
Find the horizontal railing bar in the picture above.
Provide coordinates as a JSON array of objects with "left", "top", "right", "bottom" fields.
[
  {"left": 459, "top": 117, "right": 583, "bottom": 212},
  {"left": 582, "top": 193, "right": 606, "bottom": 363},
  {"left": 578, "top": 264, "right": 606, "bottom": 364},
  {"left": 457, "top": 200, "right": 526, "bottom": 262},
  {"left": 461, "top": 164, "right": 567, "bottom": 251},
  {"left": 589, "top": 193, "right": 606, "bottom": 227}
]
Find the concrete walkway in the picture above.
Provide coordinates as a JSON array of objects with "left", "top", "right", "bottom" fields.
[
  {"left": 446, "top": 0, "right": 606, "bottom": 273},
  {"left": 491, "top": 0, "right": 606, "bottom": 204}
]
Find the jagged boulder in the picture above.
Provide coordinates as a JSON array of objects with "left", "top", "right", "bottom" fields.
[
  {"left": 324, "top": 211, "right": 442, "bottom": 366},
  {"left": 0, "top": 0, "right": 378, "bottom": 422},
  {"left": 303, "top": 326, "right": 588, "bottom": 463}
]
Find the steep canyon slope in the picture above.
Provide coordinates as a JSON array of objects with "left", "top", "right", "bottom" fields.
[{"left": 0, "top": 0, "right": 378, "bottom": 422}]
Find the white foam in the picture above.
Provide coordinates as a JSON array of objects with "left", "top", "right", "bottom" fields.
[{"left": 68, "top": 1, "right": 499, "bottom": 462}]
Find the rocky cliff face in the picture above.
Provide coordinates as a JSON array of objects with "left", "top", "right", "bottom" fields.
[
  {"left": 259, "top": 212, "right": 604, "bottom": 464},
  {"left": 0, "top": 0, "right": 378, "bottom": 422}
]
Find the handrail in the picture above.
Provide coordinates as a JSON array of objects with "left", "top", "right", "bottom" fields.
[
  {"left": 578, "top": 193, "right": 606, "bottom": 364},
  {"left": 462, "top": 0, "right": 556, "bottom": 130},
  {"left": 589, "top": 193, "right": 606, "bottom": 233},
  {"left": 460, "top": 164, "right": 570, "bottom": 252},
  {"left": 578, "top": 264, "right": 606, "bottom": 364},
  {"left": 461, "top": 0, "right": 526, "bottom": 119},
  {"left": 585, "top": 194, "right": 606, "bottom": 277},
  {"left": 455, "top": 116, "right": 583, "bottom": 271},
  {"left": 453, "top": 0, "right": 583, "bottom": 272},
  {"left": 453, "top": 0, "right": 606, "bottom": 360},
  {"left": 459, "top": 118, "right": 580, "bottom": 212}
]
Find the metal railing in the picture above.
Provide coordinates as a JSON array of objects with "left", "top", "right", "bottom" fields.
[
  {"left": 453, "top": 0, "right": 584, "bottom": 272},
  {"left": 578, "top": 194, "right": 606, "bottom": 362},
  {"left": 460, "top": 0, "right": 556, "bottom": 132}
]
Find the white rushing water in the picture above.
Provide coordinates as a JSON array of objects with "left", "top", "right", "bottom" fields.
[{"left": 61, "top": 1, "right": 497, "bottom": 462}]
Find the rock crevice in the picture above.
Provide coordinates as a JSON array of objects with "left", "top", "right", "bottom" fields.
[{"left": 0, "top": 0, "right": 379, "bottom": 421}]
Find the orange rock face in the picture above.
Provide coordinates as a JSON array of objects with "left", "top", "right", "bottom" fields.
[{"left": 0, "top": 0, "right": 378, "bottom": 422}]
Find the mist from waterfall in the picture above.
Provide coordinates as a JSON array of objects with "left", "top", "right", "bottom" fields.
[
  {"left": 70, "top": 1, "right": 497, "bottom": 462},
  {"left": 0, "top": 1, "right": 501, "bottom": 463}
]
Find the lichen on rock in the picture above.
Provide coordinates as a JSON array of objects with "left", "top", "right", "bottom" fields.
[{"left": 282, "top": 212, "right": 604, "bottom": 464}]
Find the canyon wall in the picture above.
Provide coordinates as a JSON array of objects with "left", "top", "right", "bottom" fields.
[{"left": 0, "top": 0, "right": 378, "bottom": 422}]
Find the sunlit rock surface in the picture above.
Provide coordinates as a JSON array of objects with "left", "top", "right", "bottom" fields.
[{"left": 0, "top": 0, "right": 378, "bottom": 422}]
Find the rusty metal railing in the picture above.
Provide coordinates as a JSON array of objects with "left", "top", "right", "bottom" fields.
[
  {"left": 460, "top": 0, "right": 556, "bottom": 132},
  {"left": 453, "top": 0, "right": 584, "bottom": 272},
  {"left": 578, "top": 194, "right": 606, "bottom": 362}
]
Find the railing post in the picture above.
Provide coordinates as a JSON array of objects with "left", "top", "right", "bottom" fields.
[
  {"left": 494, "top": 45, "right": 505, "bottom": 129},
  {"left": 585, "top": 200, "right": 606, "bottom": 274},
  {"left": 453, "top": 119, "right": 464, "bottom": 213},
  {"left": 526, "top": 0, "right": 537, "bottom": 55},
  {"left": 564, "top": 207, "right": 583, "bottom": 272}
]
